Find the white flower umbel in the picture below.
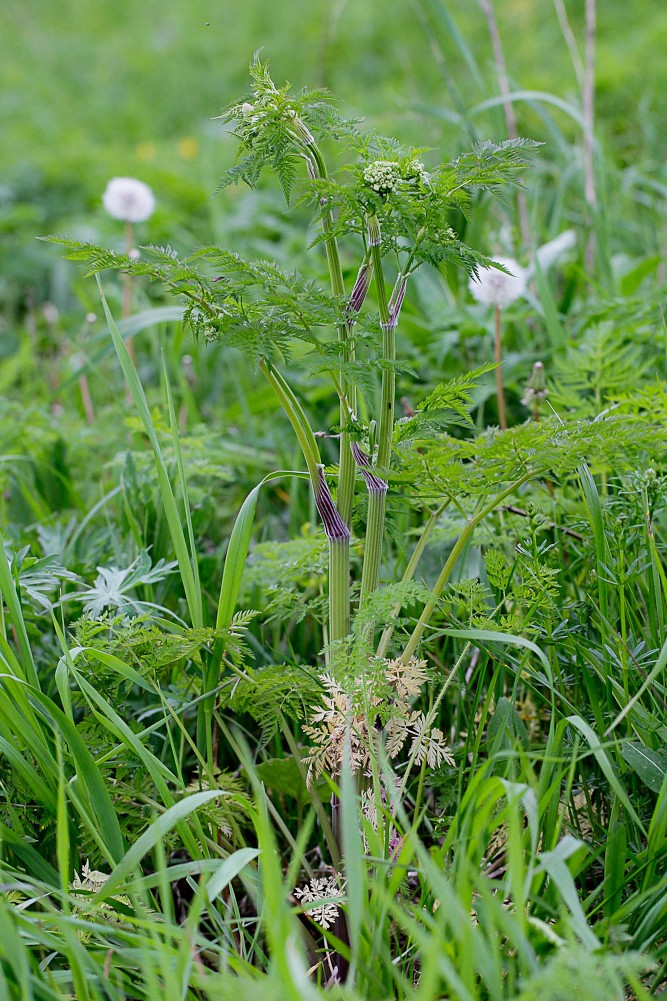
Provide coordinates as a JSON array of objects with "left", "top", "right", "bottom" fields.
[
  {"left": 468, "top": 256, "right": 526, "bottom": 308},
  {"left": 363, "top": 159, "right": 402, "bottom": 195},
  {"left": 102, "top": 177, "right": 155, "bottom": 223}
]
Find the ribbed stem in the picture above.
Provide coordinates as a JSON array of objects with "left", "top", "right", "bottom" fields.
[
  {"left": 359, "top": 488, "right": 388, "bottom": 607},
  {"left": 329, "top": 537, "right": 351, "bottom": 649},
  {"left": 260, "top": 357, "right": 350, "bottom": 656},
  {"left": 313, "top": 464, "right": 351, "bottom": 654},
  {"left": 358, "top": 218, "right": 400, "bottom": 608},
  {"left": 307, "top": 139, "right": 356, "bottom": 528}
]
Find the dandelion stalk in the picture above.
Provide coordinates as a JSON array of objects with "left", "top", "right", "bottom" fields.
[
  {"left": 102, "top": 176, "right": 155, "bottom": 386},
  {"left": 469, "top": 257, "right": 526, "bottom": 430},
  {"left": 122, "top": 222, "right": 135, "bottom": 355},
  {"left": 494, "top": 304, "right": 507, "bottom": 430}
]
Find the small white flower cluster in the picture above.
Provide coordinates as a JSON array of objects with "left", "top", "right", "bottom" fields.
[
  {"left": 102, "top": 177, "right": 155, "bottom": 223},
  {"left": 406, "top": 158, "right": 430, "bottom": 186},
  {"left": 363, "top": 159, "right": 402, "bottom": 195},
  {"left": 468, "top": 256, "right": 526, "bottom": 309},
  {"left": 238, "top": 99, "right": 313, "bottom": 143},
  {"left": 293, "top": 875, "right": 344, "bottom": 929}
]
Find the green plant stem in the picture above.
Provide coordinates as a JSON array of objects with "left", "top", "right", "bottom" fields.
[
  {"left": 400, "top": 473, "right": 534, "bottom": 662},
  {"left": 307, "top": 139, "right": 356, "bottom": 528},
  {"left": 359, "top": 223, "right": 426, "bottom": 609},
  {"left": 495, "top": 305, "right": 507, "bottom": 430},
  {"left": 376, "top": 502, "right": 448, "bottom": 659},
  {"left": 359, "top": 485, "right": 387, "bottom": 609},
  {"left": 259, "top": 357, "right": 350, "bottom": 653},
  {"left": 369, "top": 220, "right": 393, "bottom": 471},
  {"left": 329, "top": 538, "right": 351, "bottom": 648},
  {"left": 359, "top": 218, "right": 394, "bottom": 607}
]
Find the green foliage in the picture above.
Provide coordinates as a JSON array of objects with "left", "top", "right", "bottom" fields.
[
  {"left": 227, "top": 663, "right": 322, "bottom": 742},
  {"left": 2, "top": 16, "right": 667, "bottom": 999}
]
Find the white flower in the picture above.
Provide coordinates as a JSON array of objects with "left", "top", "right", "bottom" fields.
[
  {"left": 363, "top": 159, "right": 402, "bottom": 195},
  {"left": 102, "top": 177, "right": 155, "bottom": 223},
  {"left": 406, "top": 158, "right": 430, "bottom": 185},
  {"left": 469, "top": 256, "right": 526, "bottom": 308}
]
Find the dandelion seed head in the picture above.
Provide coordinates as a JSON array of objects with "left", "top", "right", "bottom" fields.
[
  {"left": 469, "top": 256, "right": 526, "bottom": 308},
  {"left": 102, "top": 177, "right": 155, "bottom": 223}
]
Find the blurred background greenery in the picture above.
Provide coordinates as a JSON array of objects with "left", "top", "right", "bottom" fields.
[
  {"left": 3, "top": 0, "right": 666, "bottom": 313},
  {"left": 2, "top": 0, "right": 666, "bottom": 600}
]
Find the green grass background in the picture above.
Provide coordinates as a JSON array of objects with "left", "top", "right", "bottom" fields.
[{"left": 4, "top": 0, "right": 666, "bottom": 186}]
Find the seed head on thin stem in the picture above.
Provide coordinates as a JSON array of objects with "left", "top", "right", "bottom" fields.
[
  {"left": 468, "top": 257, "right": 526, "bottom": 308},
  {"left": 102, "top": 177, "right": 155, "bottom": 223}
]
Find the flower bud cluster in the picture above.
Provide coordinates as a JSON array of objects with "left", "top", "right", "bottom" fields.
[
  {"left": 363, "top": 157, "right": 430, "bottom": 196},
  {"left": 363, "top": 159, "right": 403, "bottom": 195},
  {"left": 405, "top": 158, "right": 430, "bottom": 186}
]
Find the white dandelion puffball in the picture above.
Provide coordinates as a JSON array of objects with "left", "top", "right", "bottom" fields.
[
  {"left": 469, "top": 256, "right": 526, "bottom": 309},
  {"left": 102, "top": 177, "right": 155, "bottom": 223}
]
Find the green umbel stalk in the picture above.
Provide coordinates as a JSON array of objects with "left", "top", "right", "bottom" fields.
[
  {"left": 304, "top": 137, "right": 356, "bottom": 528},
  {"left": 359, "top": 216, "right": 407, "bottom": 608}
]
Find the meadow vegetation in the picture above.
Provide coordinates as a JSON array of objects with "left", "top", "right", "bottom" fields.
[{"left": 0, "top": 2, "right": 666, "bottom": 998}]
